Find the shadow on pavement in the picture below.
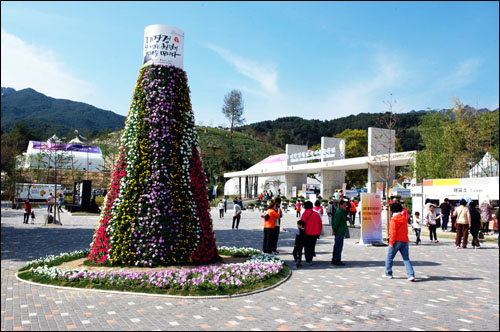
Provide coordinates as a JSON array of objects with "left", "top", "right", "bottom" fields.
[{"left": 1, "top": 224, "right": 94, "bottom": 263}]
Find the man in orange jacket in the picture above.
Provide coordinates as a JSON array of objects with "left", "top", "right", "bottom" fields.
[{"left": 383, "top": 203, "right": 415, "bottom": 281}]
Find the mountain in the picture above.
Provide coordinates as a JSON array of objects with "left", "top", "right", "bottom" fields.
[
  {"left": 238, "top": 112, "right": 426, "bottom": 151},
  {"left": 1, "top": 87, "right": 126, "bottom": 138}
]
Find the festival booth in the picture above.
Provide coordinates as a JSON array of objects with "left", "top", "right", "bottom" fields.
[
  {"left": 411, "top": 177, "right": 499, "bottom": 218},
  {"left": 24, "top": 140, "right": 104, "bottom": 172}
]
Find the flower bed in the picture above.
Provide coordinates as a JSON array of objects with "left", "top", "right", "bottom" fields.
[{"left": 17, "top": 247, "right": 289, "bottom": 297}]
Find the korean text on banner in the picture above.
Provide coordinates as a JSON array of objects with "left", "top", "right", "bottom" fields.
[
  {"left": 143, "top": 25, "right": 184, "bottom": 68},
  {"left": 360, "top": 193, "right": 383, "bottom": 244}
]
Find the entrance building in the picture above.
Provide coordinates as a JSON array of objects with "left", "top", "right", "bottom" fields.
[{"left": 224, "top": 127, "right": 416, "bottom": 199}]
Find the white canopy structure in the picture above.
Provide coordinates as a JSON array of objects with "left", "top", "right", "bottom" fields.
[
  {"left": 23, "top": 140, "right": 104, "bottom": 172},
  {"left": 468, "top": 152, "right": 499, "bottom": 178}
]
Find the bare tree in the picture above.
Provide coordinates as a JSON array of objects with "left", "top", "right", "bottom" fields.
[
  {"left": 367, "top": 94, "right": 399, "bottom": 238},
  {"left": 222, "top": 90, "right": 245, "bottom": 144}
]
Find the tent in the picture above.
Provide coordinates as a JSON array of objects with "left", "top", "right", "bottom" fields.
[{"left": 468, "top": 152, "right": 499, "bottom": 178}]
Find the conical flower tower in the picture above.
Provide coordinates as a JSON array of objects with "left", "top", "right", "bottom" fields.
[{"left": 89, "top": 25, "right": 218, "bottom": 266}]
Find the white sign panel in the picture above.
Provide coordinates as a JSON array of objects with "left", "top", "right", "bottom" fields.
[{"left": 143, "top": 25, "right": 184, "bottom": 68}]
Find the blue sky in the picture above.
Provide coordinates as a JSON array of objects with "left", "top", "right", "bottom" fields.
[{"left": 1, "top": 1, "right": 498, "bottom": 127}]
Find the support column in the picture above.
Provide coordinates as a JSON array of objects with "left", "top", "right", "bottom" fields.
[
  {"left": 367, "top": 165, "right": 394, "bottom": 195},
  {"left": 285, "top": 173, "right": 307, "bottom": 198},
  {"left": 320, "top": 170, "right": 345, "bottom": 199}
]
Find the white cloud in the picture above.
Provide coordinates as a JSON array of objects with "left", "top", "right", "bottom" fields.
[
  {"left": 205, "top": 44, "right": 279, "bottom": 95},
  {"left": 439, "top": 58, "right": 482, "bottom": 90},
  {"left": 1, "top": 29, "right": 95, "bottom": 102},
  {"left": 322, "top": 53, "right": 410, "bottom": 115}
]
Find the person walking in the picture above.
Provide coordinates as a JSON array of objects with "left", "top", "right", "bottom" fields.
[
  {"left": 425, "top": 205, "right": 439, "bottom": 243},
  {"left": 349, "top": 197, "right": 358, "bottom": 226},
  {"left": 383, "top": 203, "right": 416, "bottom": 281},
  {"left": 327, "top": 197, "right": 336, "bottom": 227},
  {"left": 223, "top": 196, "right": 228, "bottom": 213},
  {"left": 23, "top": 200, "right": 32, "bottom": 224},
  {"left": 263, "top": 201, "right": 281, "bottom": 254},
  {"left": 232, "top": 199, "right": 242, "bottom": 229},
  {"left": 330, "top": 200, "right": 349, "bottom": 266},
  {"left": 57, "top": 195, "right": 64, "bottom": 213},
  {"left": 218, "top": 200, "right": 224, "bottom": 219},
  {"left": 295, "top": 201, "right": 302, "bottom": 218},
  {"left": 479, "top": 200, "right": 492, "bottom": 235},
  {"left": 469, "top": 202, "right": 481, "bottom": 249},
  {"left": 271, "top": 197, "right": 283, "bottom": 254},
  {"left": 453, "top": 199, "right": 471, "bottom": 249},
  {"left": 301, "top": 201, "right": 323, "bottom": 265},
  {"left": 47, "top": 193, "right": 55, "bottom": 214},
  {"left": 283, "top": 220, "right": 306, "bottom": 267},
  {"left": 439, "top": 198, "right": 452, "bottom": 231},
  {"left": 412, "top": 211, "right": 422, "bottom": 245}
]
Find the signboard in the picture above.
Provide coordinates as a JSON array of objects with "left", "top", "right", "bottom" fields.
[
  {"left": 143, "top": 24, "right": 184, "bottom": 68},
  {"left": 422, "top": 177, "right": 499, "bottom": 200},
  {"left": 287, "top": 138, "right": 346, "bottom": 164},
  {"left": 32, "top": 142, "right": 101, "bottom": 154},
  {"left": 360, "top": 193, "right": 383, "bottom": 244},
  {"left": 16, "top": 183, "right": 62, "bottom": 201}
]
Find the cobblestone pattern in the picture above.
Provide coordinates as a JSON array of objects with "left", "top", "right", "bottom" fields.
[{"left": 2, "top": 205, "right": 499, "bottom": 331}]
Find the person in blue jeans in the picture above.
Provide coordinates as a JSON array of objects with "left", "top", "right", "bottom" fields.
[
  {"left": 331, "top": 200, "right": 349, "bottom": 266},
  {"left": 384, "top": 203, "right": 415, "bottom": 281}
]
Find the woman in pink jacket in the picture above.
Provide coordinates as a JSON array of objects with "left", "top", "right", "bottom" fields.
[{"left": 301, "top": 201, "right": 323, "bottom": 265}]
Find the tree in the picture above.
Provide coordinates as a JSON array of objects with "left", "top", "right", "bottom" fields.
[
  {"left": 416, "top": 100, "right": 499, "bottom": 179},
  {"left": 222, "top": 90, "right": 245, "bottom": 144},
  {"left": 335, "top": 129, "right": 368, "bottom": 188}
]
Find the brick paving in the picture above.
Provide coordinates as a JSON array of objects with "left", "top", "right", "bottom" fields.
[{"left": 2, "top": 203, "right": 499, "bottom": 331}]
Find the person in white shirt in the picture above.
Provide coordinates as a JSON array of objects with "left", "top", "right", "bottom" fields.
[
  {"left": 412, "top": 211, "right": 422, "bottom": 245},
  {"left": 218, "top": 200, "right": 224, "bottom": 219},
  {"left": 425, "top": 205, "right": 439, "bottom": 243}
]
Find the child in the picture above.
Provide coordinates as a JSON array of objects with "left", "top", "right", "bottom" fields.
[
  {"left": 295, "top": 201, "right": 301, "bottom": 218},
  {"left": 412, "top": 211, "right": 421, "bottom": 245},
  {"left": 30, "top": 210, "right": 35, "bottom": 224},
  {"left": 283, "top": 220, "right": 306, "bottom": 267}
]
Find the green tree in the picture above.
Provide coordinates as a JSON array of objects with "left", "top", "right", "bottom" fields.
[
  {"left": 416, "top": 100, "right": 499, "bottom": 180},
  {"left": 335, "top": 129, "right": 368, "bottom": 188},
  {"left": 222, "top": 90, "right": 245, "bottom": 144}
]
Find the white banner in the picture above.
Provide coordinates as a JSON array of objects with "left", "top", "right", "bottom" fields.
[{"left": 143, "top": 25, "right": 184, "bottom": 68}]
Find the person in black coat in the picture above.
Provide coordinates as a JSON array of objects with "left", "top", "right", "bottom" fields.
[{"left": 469, "top": 201, "right": 481, "bottom": 249}]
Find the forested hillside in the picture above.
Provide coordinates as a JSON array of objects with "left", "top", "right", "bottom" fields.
[
  {"left": 239, "top": 112, "right": 425, "bottom": 151},
  {"left": 1, "top": 87, "right": 126, "bottom": 138}
]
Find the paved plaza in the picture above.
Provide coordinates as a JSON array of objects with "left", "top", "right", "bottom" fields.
[{"left": 1, "top": 203, "right": 499, "bottom": 331}]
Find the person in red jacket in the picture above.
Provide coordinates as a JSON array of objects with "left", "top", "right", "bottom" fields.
[
  {"left": 23, "top": 200, "right": 32, "bottom": 224},
  {"left": 383, "top": 203, "right": 415, "bottom": 281},
  {"left": 349, "top": 197, "right": 358, "bottom": 226},
  {"left": 301, "top": 201, "right": 323, "bottom": 265}
]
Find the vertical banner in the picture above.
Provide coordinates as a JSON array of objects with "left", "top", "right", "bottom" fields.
[
  {"left": 212, "top": 185, "right": 218, "bottom": 197},
  {"left": 143, "top": 24, "right": 184, "bottom": 68},
  {"left": 360, "top": 193, "right": 383, "bottom": 244},
  {"left": 376, "top": 182, "right": 384, "bottom": 198},
  {"left": 342, "top": 183, "right": 347, "bottom": 191}
]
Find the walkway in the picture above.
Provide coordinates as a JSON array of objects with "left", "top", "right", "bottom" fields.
[{"left": 2, "top": 204, "right": 499, "bottom": 331}]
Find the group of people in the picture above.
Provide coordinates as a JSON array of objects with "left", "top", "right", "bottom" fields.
[
  {"left": 417, "top": 198, "right": 498, "bottom": 249},
  {"left": 282, "top": 198, "right": 351, "bottom": 267}
]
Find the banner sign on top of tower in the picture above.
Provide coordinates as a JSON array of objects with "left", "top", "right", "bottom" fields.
[
  {"left": 143, "top": 24, "right": 184, "bottom": 68},
  {"left": 287, "top": 138, "right": 346, "bottom": 165}
]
